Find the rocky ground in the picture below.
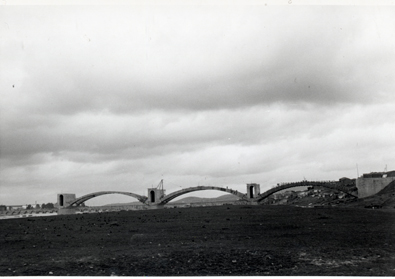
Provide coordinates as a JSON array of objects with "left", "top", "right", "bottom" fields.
[
  {"left": 0, "top": 204, "right": 394, "bottom": 276},
  {"left": 265, "top": 180, "right": 395, "bottom": 210}
]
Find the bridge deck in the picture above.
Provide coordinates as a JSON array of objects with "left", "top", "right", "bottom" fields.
[
  {"left": 254, "top": 180, "right": 357, "bottom": 202},
  {"left": 63, "top": 180, "right": 357, "bottom": 209},
  {"left": 158, "top": 186, "right": 247, "bottom": 205}
]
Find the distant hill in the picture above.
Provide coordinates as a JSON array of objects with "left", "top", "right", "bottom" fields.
[
  {"left": 170, "top": 194, "right": 239, "bottom": 204},
  {"left": 102, "top": 194, "right": 239, "bottom": 207},
  {"left": 102, "top": 201, "right": 143, "bottom": 207}
]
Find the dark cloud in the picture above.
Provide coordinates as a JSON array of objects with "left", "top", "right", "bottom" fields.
[{"left": 2, "top": 5, "right": 394, "bottom": 116}]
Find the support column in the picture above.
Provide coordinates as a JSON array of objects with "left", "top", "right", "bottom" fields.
[
  {"left": 57, "top": 193, "right": 76, "bottom": 208},
  {"left": 147, "top": 188, "right": 166, "bottom": 204},
  {"left": 246, "top": 183, "right": 260, "bottom": 199}
]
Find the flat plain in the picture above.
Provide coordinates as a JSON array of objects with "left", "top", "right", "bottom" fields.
[{"left": 0, "top": 205, "right": 394, "bottom": 276}]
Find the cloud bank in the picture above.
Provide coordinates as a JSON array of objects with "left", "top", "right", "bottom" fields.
[{"left": 1, "top": 4, "right": 394, "bottom": 205}]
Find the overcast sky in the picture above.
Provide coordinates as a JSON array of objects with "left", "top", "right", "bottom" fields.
[{"left": 1, "top": 2, "right": 395, "bottom": 206}]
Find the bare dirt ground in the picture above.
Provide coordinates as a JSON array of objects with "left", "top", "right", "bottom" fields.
[{"left": 0, "top": 205, "right": 394, "bottom": 276}]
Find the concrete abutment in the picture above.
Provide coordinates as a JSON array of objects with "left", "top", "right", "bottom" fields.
[{"left": 356, "top": 171, "right": 395, "bottom": 198}]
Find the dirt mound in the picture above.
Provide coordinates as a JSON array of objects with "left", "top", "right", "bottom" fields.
[{"left": 377, "top": 180, "right": 395, "bottom": 195}]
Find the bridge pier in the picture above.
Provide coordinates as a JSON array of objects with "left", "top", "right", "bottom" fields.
[
  {"left": 57, "top": 193, "right": 76, "bottom": 208},
  {"left": 247, "top": 183, "right": 260, "bottom": 199},
  {"left": 147, "top": 188, "right": 165, "bottom": 204},
  {"left": 57, "top": 193, "right": 78, "bottom": 215}
]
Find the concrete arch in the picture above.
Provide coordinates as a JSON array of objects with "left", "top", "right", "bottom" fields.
[
  {"left": 254, "top": 181, "right": 357, "bottom": 203},
  {"left": 68, "top": 191, "right": 148, "bottom": 207},
  {"left": 158, "top": 186, "right": 248, "bottom": 205}
]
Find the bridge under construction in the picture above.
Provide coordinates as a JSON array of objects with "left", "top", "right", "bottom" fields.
[{"left": 57, "top": 179, "right": 357, "bottom": 214}]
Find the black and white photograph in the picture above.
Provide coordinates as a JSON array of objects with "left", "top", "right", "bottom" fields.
[{"left": 1, "top": 0, "right": 395, "bottom": 276}]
